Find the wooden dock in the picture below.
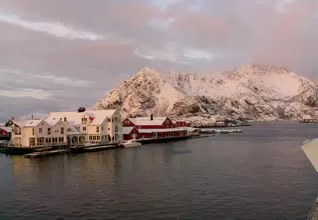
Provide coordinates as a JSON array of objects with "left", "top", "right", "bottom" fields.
[
  {"left": 200, "top": 128, "right": 243, "bottom": 134},
  {"left": 135, "top": 135, "right": 192, "bottom": 145},
  {"left": 70, "top": 144, "right": 117, "bottom": 154},
  {"left": 190, "top": 134, "right": 212, "bottom": 139},
  {"left": 24, "top": 149, "right": 69, "bottom": 158}
]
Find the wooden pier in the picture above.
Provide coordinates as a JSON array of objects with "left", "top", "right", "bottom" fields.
[
  {"left": 190, "top": 134, "right": 212, "bottom": 139},
  {"left": 200, "top": 128, "right": 243, "bottom": 134},
  {"left": 135, "top": 135, "right": 192, "bottom": 145},
  {"left": 24, "top": 149, "right": 69, "bottom": 158},
  {"left": 70, "top": 144, "right": 117, "bottom": 154}
]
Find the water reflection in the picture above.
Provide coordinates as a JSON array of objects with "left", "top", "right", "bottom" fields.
[{"left": 1, "top": 122, "right": 318, "bottom": 219}]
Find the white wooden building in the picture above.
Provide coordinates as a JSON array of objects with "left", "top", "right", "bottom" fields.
[{"left": 10, "top": 109, "right": 122, "bottom": 147}]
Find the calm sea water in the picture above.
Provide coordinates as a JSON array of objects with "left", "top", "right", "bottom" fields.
[{"left": 1, "top": 122, "right": 318, "bottom": 220}]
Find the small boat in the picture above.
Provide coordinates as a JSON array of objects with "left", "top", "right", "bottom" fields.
[{"left": 120, "top": 139, "right": 142, "bottom": 148}]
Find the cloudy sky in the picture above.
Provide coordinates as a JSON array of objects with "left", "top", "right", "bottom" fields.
[{"left": 0, "top": 0, "right": 317, "bottom": 121}]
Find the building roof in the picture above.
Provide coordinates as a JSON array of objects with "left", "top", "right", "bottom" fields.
[
  {"left": 47, "top": 110, "right": 117, "bottom": 126},
  {"left": 0, "top": 126, "right": 12, "bottom": 132},
  {"left": 45, "top": 117, "right": 67, "bottom": 126},
  {"left": 13, "top": 120, "right": 43, "bottom": 127},
  {"left": 24, "top": 120, "right": 43, "bottom": 127},
  {"left": 67, "top": 122, "right": 82, "bottom": 135},
  {"left": 122, "top": 127, "right": 137, "bottom": 135},
  {"left": 138, "top": 127, "right": 187, "bottom": 133},
  {"left": 128, "top": 117, "right": 168, "bottom": 126}
]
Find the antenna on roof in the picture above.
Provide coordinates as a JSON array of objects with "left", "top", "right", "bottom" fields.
[{"left": 146, "top": 109, "right": 151, "bottom": 117}]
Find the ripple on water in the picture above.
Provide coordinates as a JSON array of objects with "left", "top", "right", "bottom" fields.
[{"left": 0, "top": 122, "right": 317, "bottom": 219}]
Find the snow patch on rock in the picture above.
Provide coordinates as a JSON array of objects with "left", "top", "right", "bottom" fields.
[{"left": 94, "top": 65, "right": 318, "bottom": 123}]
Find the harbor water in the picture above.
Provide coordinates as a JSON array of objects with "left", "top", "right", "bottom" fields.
[{"left": 0, "top": 122, "right": 318, "bottom": 219}]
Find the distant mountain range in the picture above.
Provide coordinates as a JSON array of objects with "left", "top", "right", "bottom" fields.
[{"left": 94, "top": 64, "right": 318, "bottom": 124}]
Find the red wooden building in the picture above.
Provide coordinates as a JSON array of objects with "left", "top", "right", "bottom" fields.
[
  {"left": 122, "top": 115, "right": 189, "bottom": 140},
  {"left": 0, "top": 126, "right": 11, "bottom": 140}
]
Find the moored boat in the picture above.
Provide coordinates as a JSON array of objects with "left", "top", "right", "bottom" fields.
[{"left": 119, "top": 139, "right": 142, "bottom": 148}]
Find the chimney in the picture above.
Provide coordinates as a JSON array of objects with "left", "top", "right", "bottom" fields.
[
  {"left": 150, "top": 114, "right": 153, "bottom": 121},
  {"left": 31, "top": 114, "right": 34, "bottom": 120}
]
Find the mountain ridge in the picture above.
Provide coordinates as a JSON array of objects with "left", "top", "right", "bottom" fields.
[{"left": 94, "top": 64, "right": 318, "bottom": 124}]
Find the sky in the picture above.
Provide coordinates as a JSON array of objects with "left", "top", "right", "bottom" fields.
[{"left": 0, "top": 0, "right": 317, "bottom": 121}]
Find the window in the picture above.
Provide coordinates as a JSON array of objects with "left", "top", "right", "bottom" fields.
[
  {"left": 115, "top": 117, "right": 118, "bottom": 122},
  {"left": 93, "top": 136, "right": 96, "bottom": 140},
  {"left": 82, "top": 118, "right": 87, "bottom": 124},
  {"left": 107, "top": 118, "right": 111, "bottom": 122},
  {"left": 48, "top": 128, "right": 51, "bottom": 135},
  {"left": 97, "top": 136, "right": 100, "bottom": 140},
  {"left": 61, "top": 127, "right": 64, "bottom": 135},
  {"left": 32, "top": 128, "right": 34, "bottom": 136},
  {"left": 101, "top": 126, "right": 104, "bottom": 131},
  {"left": 83, "top": 126, "right": 86, "bottom": 131},
  {"left": 96, "top": 127, "right": 99, "bottom": 133},
  {"left": 89, "top": 136, "right": 92, "bottom": 141},
  {"left": 112, "top": 118, "right": 114, "bottom": 122},
  {"left": 115, "top": 125, "right": 118, "bottom": 132},
  {"left": 39, "top": 128, "right": 42, "bottom": 133}
]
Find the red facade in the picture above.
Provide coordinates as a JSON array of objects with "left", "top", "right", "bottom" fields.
[
  {"left": 123, "top": 127, "right": 140, "bottom": 140},
  {"left": 0, "top": 128, "right": 9, "bottom": 137},
  {"left": 123, "top": 129, "right": 188, "bottom": 140},
  {"left": 122, "top": 116, "right": 188, "bottom": 141},
  {"left": 122, "top": 117, "right": 189, "bottom": 129}
]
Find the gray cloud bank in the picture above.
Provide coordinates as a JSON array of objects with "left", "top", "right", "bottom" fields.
[{"left": 0, "top": 0, "right": 317, "bottom": 121}]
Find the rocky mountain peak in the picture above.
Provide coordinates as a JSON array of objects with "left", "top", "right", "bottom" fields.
[
  {"left": 135, "top": 67, "right": 161, "bottom": 80},
  {"left": 94, "top": 65, "right": 318, "bottom": 123}
]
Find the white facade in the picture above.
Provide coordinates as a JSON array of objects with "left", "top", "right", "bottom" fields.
[
  {"left": 11, "top": 119, "right": 68, "bottom": 147},
  {"left": 10, "top": 109, "right": 122, "bottom": 147},
  {"left": 46, "top": 109, "right": 123, "bottom": 145}
]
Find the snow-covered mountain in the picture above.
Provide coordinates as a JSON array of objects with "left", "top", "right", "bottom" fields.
[{"left": 94, "top": 65, "right": 318, "bottom": 123}]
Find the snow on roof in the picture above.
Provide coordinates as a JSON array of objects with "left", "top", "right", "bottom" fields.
[
  {"left": 138, "top": 127, "right": 187, "bottom": 133},
  {"left": 45, "top": 117, "right": 66, "bottom": 126},
  {"left": 0, "top": 123, "right": 5, "bottom": 127},
  {"left": 67, "top": 122, "right": 82, "bottom": 135},
  {"left": 24, "top": 120, "right": 43, "bottom": 127},
  {"left": 13, "top": 120, "right": 43, "bottom": 127},
  {"left": 128, "top": 117, "right": 168, "bottom": 126},
  {"left": 123, "top": 127, "right": 135, "bottom": 135},
  {"left": 0, "top": 126, "right": 12, "bottom": 132},
  {"left": 47, "top": 110, "right": 117, "bottom": 125}
]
